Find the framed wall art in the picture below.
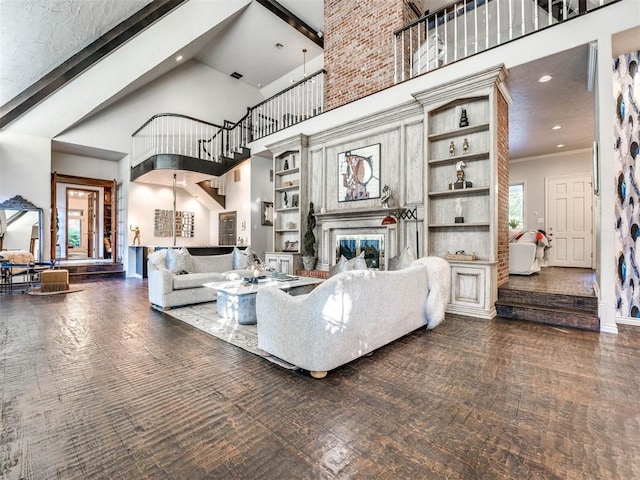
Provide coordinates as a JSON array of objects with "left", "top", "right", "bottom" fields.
[{"left": 337, "top": 143, "right": 381, "bottom": 202}]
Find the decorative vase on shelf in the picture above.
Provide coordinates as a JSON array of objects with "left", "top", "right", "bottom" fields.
[
  {"left": 459, "top": 108, "right": 469, "bottom": 128},
  {"left": 283, "top": 158, "right": 289, "bottom": 170}
]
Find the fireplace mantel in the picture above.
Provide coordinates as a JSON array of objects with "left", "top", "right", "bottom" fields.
[{"left": 315, "top": 206, "right": 404, "bottom": 221}]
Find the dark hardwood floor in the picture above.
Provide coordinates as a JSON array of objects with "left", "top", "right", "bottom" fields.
[{"left": 1, "top": 278, "right": 639, "bottom": 479}]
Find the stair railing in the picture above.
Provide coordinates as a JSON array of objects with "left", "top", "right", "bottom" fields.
[{"left": 394, "top": 0, "right": 619, "bottom": 83}]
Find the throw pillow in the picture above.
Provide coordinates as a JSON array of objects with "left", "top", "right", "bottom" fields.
[
  {"left": 347, "top": 251, "right": 368, "bottom": 270},
  {"left": 329, "top": 255, "right": 349, "bottom": 277},
  {"left": 388, "top": 246, "right": 415, "bottom": 271},
  {"left": 148, "top": 249, "right": 167, "bottom": 270},
  {"left": 232, "top": 246, "right": 256, "bottom": 269},
  {"left": 166, "top": 247, "right": 193, "bottom": 274}
]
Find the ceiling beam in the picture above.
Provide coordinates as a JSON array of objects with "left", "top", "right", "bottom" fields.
[
  {"left": 0, "top": 0, "right": 188, "bottom": 129},
  {"left": 256, "top": 0, "right": 324, "bottom": 48}
]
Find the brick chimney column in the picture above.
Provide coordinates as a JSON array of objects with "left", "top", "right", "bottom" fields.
[{"left": 324, "top": 0, "right": 426, "bottom": 110}]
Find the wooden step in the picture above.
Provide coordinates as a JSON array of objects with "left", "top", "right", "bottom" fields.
[
  {"left": 497, "top": 287, "right": 597, "bottom": 313},
  {"left": 62, "top": 262, "right": 126, "bottom": 282},
  {"left": 495, "top": 301, "right": 600, "bottom": 331}
]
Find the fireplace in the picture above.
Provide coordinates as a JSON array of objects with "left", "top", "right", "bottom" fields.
[
  {"left": 336, "top": 234, "right": 385, "bottom": 268},
  {"left": 315, "top": 208, "right": 399, "bottom": 270}
]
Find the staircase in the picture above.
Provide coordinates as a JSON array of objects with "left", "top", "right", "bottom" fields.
[
  {"left": 62, "top": 262, "right": 126, "bottom": 282},
  {"left": 495, "top": 282, "right": 599, "bottom": 331}
]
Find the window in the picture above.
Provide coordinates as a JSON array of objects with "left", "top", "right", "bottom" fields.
[{"left": 509, "top": 184, "right": 524, "bottom": 229}]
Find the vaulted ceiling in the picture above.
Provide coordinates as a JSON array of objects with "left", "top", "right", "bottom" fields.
[{"left": 1, "top": 0, "right": 637, "bottom": 160}]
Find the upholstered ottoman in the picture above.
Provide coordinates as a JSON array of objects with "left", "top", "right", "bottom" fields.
[{"left": 41, "top": 269, "right": 69, "bottom": 292}]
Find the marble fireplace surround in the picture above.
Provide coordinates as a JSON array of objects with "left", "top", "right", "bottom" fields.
[{"left": 315, "top": 207, "right": 399, "bottom": 271}]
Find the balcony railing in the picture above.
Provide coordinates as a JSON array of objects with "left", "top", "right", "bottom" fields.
[
  {"left": 250, "top": 69, "right": 325, "bottom": 140},
  {"left": 131, "top": 113, "right": 226, "bottom": 169},
  {"left": 394, "top": 0, "right": 618, "bottom": 82}
]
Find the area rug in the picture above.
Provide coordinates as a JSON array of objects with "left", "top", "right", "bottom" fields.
[
  {"left": 27, "top": 285, "right": 85, "bottom": 296},
  {"left": 162, "top": 303, "right": 298, "bottom": 370}
]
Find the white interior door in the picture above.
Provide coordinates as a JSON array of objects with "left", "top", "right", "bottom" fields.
[{"left": 545, "top": 174, "right": 593, "bottom": 268}]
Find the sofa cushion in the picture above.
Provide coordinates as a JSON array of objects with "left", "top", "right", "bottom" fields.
[
  {"left": 173, "top": 272, "right": 226, "bottom": 290},
  {"left": 388, "top": 246, "right": 415, "bottom": 270},
  {"left": 192, "top": 253, "right": 234, "bottom": 273},
  {"left": 166, "top": 247, "right": 193, "bottom": 274},
  {"left": 232, "top": 246, "right": 257, "bottom": 269}
]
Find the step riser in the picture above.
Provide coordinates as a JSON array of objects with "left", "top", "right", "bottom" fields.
[
  {"left": 69, "top": 271, "right": 126, "bottom": 282},
  {"left": 496, "top": 304, "right": 600, "bottom": 331},
  {"left": 498, "top": 289, "right": 597, "bottom": 313}
]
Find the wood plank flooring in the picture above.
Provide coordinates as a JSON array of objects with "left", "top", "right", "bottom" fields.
[{"left": 1, "top": 279, "right": 639, "bottom": 479}]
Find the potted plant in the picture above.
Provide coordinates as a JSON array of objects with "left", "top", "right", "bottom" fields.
[{"left": 302, "top": 202, "right": 317, "bottom": 270}]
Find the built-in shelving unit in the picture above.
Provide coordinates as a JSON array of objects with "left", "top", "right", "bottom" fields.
[
  {"left": 416, "top": 65, "right": 510, "bottom": 319},
  {"left": 426, "top": 96, "right": 493, "bottom": 261},
  {"left": 265, "top": 135, "right": 309, "bottom": 274}
]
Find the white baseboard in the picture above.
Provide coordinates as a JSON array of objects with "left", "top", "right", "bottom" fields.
[{"left": 616, "top": 316, "right": 640, "bottom": 327}]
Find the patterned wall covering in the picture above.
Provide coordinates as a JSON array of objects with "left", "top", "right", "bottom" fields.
[{"left": 614, "top": 51, "right": 640, "bottom": 318}]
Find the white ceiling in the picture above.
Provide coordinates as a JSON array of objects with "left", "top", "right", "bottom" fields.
[{"left": 1, "top": 0, "right": 637, "bottom": 161}]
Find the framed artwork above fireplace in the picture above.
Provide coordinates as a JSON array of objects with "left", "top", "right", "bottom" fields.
[{"left": 337, "top": 144, "right": 381, "bottom": 202}]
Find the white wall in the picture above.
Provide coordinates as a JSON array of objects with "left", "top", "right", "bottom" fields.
[
  {"left": 52, "top": 152, "right": 120, "bottom": 181},
  {"left": 0, "top": 132, "right": 52, "bottom": 259},
  {"left": 509, "top": 149, "right": 592, "bottom": 231},
  {"left": 250, "top": 154, "right": 274, "bottom": 259},
  {"left": 127, "top": 182, "right": 212, "bottom": 248},
  {"left": 222, "top": 159, "right": 253, "bottom": 246},
  {"left": 57, "top": 60, "right": 265, "bottom": 154}
]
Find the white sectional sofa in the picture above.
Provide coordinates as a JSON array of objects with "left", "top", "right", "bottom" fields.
[
  {"left": 255, "top": 256, "right": 451, "bottom": 378},
  {"left": 147, "top": 248, "right": 252, "bottom": 310}
]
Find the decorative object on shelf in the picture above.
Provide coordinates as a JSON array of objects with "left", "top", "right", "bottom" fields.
[
  {"left": 283, "top": 191, "right": 288, "bottom": 207},
  {"left": 445, "top": 250, "right": 476, "bottom": 261},
  {"left": 454, "top": 198, "right": 464, "bottom": 223},
  {"left": 291, "top": 193, "right": 299, "bottom": 207},
  {"left": 302, "top": 202, "right": 317, "bottom": 270},
  {"left": 462, "top": 137, "right": 469, "bottom": 154},
  {"left": 449, "top": 141, "right": 455, "bottom": 157},
  {"left": 283, "top": 157, "right": 289, "bottom": 170},
  {"left": 130, "top": 225, "right": 141, "bottom": 245},
  {"left": 459, "top": 108, "right": 469, "bottom": 127},
  {"left": 261, "top": 201, "right": 273, "bottom": 226},
  {"left": 449, "top": 160, "right": 473, "bottom": 190},
  {"left": 287, "top": 222, "right": 296, "bottom": 230},
  {"left": 284, "top": 241, "right": 299, "bottom": 252},
  {"left": 338, "top": 143, "right": 381, "bottom": 202},
  {"left": 380, "top": 185, "right": 392, "bottom": 208}
]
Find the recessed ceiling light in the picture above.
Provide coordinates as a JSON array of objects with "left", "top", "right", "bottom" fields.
[
  {"left": 552, "top": 125, "right": 562, "bottom": 130},
  {"left": 176, "top": 55, "right": 183, "bottom": 62},
  {"left": 557, "top": 144, "right": 565, "bottom": 148},
  {"left": 538, "top": 75, "right": 553, "bottom": 83}
]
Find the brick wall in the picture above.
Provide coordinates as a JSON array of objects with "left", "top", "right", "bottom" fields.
[
  {"left": 324, "top": 0, "right": 426, "bottom": 110},
  {"left": 496, "top": 91, "right": 510, "bottom": 286}
]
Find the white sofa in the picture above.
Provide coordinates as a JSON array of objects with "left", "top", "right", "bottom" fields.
[
  {"left": 255, "top": 257, "right": 451, "bottom": 378},
  {"left": 147, "top": 250, "right": 251, "bottom": 310}
]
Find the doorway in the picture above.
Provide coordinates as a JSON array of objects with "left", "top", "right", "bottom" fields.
[
  {"left": 219, "top": 211, "right": 237, "bottom": 246},
  {"left": 52, "top": 172, "right": 116, "bottom": 262},
  {"left": 66, "top": 188, "right": 98, "bottom": 260}
]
